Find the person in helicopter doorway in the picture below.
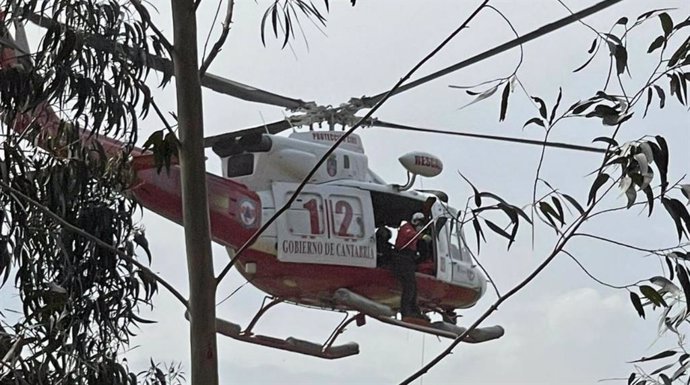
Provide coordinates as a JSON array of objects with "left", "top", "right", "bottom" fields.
[
  {"left": 393, "top": 212, "right": 432, "bottom": 324},
  {"left": 375, "top": 226, "right": 395, "bottom": 268}
]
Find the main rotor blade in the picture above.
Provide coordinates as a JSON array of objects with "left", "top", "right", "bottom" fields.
[
  {"left": 373, "top": 120, "right": 607, "bottom": 154},
  {"left": 25, "top": 13, "right": 308, "bottom": 110},
  {"left": 201, "top": 73, "right": 306, "bottom": 109},
  {"left": 204, "top": 119, "right": 292, "bottom": 148},
  {"left": 361, "top": 0, "right": 624, "bottom": 106}
]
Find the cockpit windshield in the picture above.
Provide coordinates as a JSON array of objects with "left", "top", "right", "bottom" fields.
[{"left": 445, "top": 216, "right": 469, "bottom": 262}]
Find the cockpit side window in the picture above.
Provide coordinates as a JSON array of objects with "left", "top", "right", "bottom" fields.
[
  {"left": 447, "top": 218, "right": 468, "bottom": 262},
  {"left": 226, "top": 153, "right": 254, "bottom": 177}
]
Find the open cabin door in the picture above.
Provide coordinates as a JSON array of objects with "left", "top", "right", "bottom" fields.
[
  {"left": 431, "top": 202, "right": 480, "bottom": 287},
  {"left": 272, "top": 182, "right": 377, "bottom": 268}
]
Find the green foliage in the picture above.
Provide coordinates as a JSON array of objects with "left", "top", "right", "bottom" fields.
[
  {"left": 455, "top": 7, "right": 689, "bottom": 383},
  {"left": 261, "top": 0, "right": 331, "bottom": 48},
  {"left": 0, "top": 0, "right": 166, "bottom": 383},
  {"left": 139, "top": 361, "right": 186, "bottom": 385},
  {"left": 0, "top": 124, "right": 156, "bottom": 384},
  {"left": 458, "top": 172, "right": 530, "bottom": 252},
  {"left": 142, "top": 130, "right": 179, "bottom": 174},
  {"left": 0, "top": 0, "right": 167, "bottom": 140}
]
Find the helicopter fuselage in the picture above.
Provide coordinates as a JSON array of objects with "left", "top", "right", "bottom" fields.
[{"left": 201, "top": 131, "right": 488, "bottom": 313}]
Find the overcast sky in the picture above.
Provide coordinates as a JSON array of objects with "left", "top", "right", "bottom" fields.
[{"left": 5, "top": 0, "right": 690, "bottom": 384}]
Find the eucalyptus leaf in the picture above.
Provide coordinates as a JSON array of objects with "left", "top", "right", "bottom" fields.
[
  {"left": 532, "top": 96, "right": 548, "bottom": 119},
  {"left": 625, "top": 186, "right": 637, "bottom": 209},
  {"left": 648, "top": 35, "right": 665, "bottom": 53},
  {"left": 681, "top": 184, "right": 690, "bottom": 203},
  {"left": 523, "top": 117, "right": 545, "bottom": 128},
  {"left": 659, "top": 12, "right": 673, "bottom": 36},
  {"left": 459, "top": 85, "right": 499, "bottom": 110},
  {"left": 638, "top": 142, "right": 654, "bottom": 164},
  {"left": 676, "top": 264, "right": 690, "bottom": 316},
  {"left": 499, "top": 82, "right": 511, "bottom": 122},
  {"left": 630, "top": 292, "right": 645, "bottom": 319},
  {"left": 651, "top": 276, "right": 681, "bottom": 296},
  {"left": 588, "top": 173, "right": 610, "bottom": 205},
  {"left": 630, "top": 350, "right": 676, "bottom": 363},
  {"left": 562, "top": 194, "right": 585, "bottom": 216},
  {"left": 640, "top": 285, "right": 668, "bottom": 307}
]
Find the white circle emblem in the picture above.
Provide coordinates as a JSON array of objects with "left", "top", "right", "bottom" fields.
[{"left": 239, "top": 199, "right": 258, "bottom": 228}]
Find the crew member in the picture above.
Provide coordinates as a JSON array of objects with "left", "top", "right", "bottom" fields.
[
  {"left": 375, "top": 226, "right": 394, "bottom": 268},
  {"left": 393, "top": 212, "right": 431, "bottom": 323}
]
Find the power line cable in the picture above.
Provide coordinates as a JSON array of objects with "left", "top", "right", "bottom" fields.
[{"left": 372, "top": 120, "right": 607, "bottom": 154}]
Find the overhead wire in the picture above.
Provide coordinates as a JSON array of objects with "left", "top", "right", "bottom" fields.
[{"left": 371, "top": 120, "right": 608, "bottom": 154}]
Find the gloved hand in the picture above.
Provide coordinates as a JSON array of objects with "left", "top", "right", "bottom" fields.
[{"left": 421, "top": 234, "right": 432, "bottom": 242}]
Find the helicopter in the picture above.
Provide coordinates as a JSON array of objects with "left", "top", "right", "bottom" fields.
[
  {"left": 0, "top": 14, "right": 610, "bottom": 360},
  {"left": 9, "top": 102, "right": 506, "bottom": 359}
]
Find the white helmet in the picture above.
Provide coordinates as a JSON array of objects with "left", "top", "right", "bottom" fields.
[{"left": 411, "top": 212, "right": 425, "bottom": 225}]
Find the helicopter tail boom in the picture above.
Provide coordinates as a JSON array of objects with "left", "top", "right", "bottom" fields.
[
  {"left": 130, "top": 156, "right": 262, "bottom": 248},
  {"left": 1, "top": 63, "right": 262, "bottom": 251}
]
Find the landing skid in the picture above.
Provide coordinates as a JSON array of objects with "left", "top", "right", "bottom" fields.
[
  {"left": 195, "top": 289, "right": 503, "bottom": 360},
  {"left": 372, "top": 316, "right": 504, "bottom": 342},
  {"left": 333, "top": 288, "right": 504, "bottom": 343},
  {"left": 191, "top": 297, "right": 360, "bottom": 360}
]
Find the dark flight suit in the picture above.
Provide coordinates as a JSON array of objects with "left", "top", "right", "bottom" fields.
[{"left": 394, "top": 222, "right": 423, "bottom": 317}]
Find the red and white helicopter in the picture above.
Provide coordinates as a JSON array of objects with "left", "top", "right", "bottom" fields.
[
  {"left": 1, "top": 15, "right": 602, "bottom": 359},
  {"left": 9, "top": 102, "right": 505, "bottom": 359}
]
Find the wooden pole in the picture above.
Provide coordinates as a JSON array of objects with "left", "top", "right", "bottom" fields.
[{"left": 169, "top": 1, "right": 219, "bottom": 384}]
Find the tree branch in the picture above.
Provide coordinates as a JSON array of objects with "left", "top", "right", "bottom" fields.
[
  {"left": 216, "top": 0, "right": 492, "bottom": 285},
  {"left": 0, "top": 179, "right": 189, "bottom": 308},
  {"left": 402, "top": 221, "right": 585, "bottom": 382},
  {"left": 401, "top": 172, "right": 620, "bottom": 383},
  {"left": 361, "top": 0, "right": 625, "bottom": 106},
  {"left": 573, "top": 232, "right": 685, "bottom": 256},
  {"left": 200, "top": 0, "right": 234, "bottom": 77},
  {"left": 562, "top": 249, "right": 641, "bottom": 290},
  {"left": 150, "top": 97, "right": 180, "bottom": 144},
  {"left": 469, "top": 247, "right": 502, "bottom": 298}
]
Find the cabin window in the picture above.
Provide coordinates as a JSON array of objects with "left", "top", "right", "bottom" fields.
[
  {"left": 343, "top": 155, "right": 350, "bottom": 169},
  {"left": 286, "top": 193, "right": 325, "bottom": 236},
  {"left": 330, "top": 194, "right": 364, "bottom": 238},
  {"left": 226, "top": 153, "right": 254, "bottom": 177}
]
